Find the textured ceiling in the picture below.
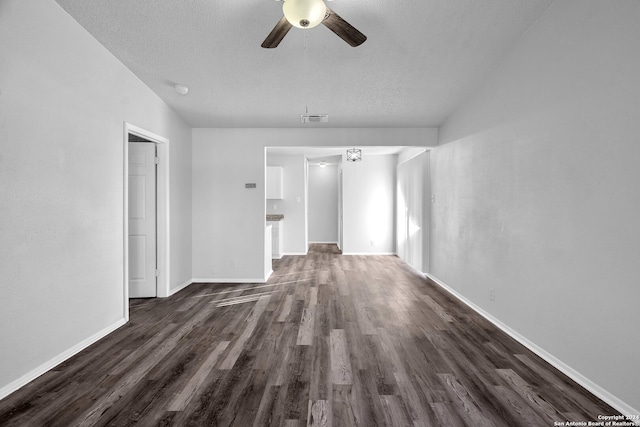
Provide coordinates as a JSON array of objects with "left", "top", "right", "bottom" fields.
[{"left": 54, "top": 0, "right": 553, "bottom": 128}]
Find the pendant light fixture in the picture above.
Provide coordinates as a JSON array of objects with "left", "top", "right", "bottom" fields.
[{"left": 346, "top": 148, "right": 362, "bottom": 162}]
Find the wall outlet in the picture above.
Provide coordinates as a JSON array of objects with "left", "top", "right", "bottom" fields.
[
  {"left": 212, "top": 266, "right": 217, "bottom": 275},
  {"left": 231, "top": 260, "right": 238, "bottom": 269},
  {"left": 489, "top": 288, "right": 495, "bottom": 301},
  {"left": 431, "top": 194, "right": 436, "bottom": 203},
  {"left": 272, "top": 204, "right": 277, "bottom": 210},
  {"left": 370, "top": 240, "right": 375, "bottom": 247}
]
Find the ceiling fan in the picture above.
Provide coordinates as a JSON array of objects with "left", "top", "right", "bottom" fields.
[{"left": 261, "top": 0, "right": 366, "bottom": 48}]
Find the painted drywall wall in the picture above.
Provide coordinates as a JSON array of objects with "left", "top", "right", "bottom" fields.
[
  {"left": 267, "top": 155, "right": 308, "bottom": 255},
  {"left": 397, "top": 151, "right": 430, "bottom": 272},
  {"left": 308, "top": 165, "right": 339, "bottom": 243},
  {"left": 191, "top": 138, "right": 267, "bottom": 281},
  {"left": 192, "top": 128, "right": 433, "bottom": 281},
  {"left": 432, "top": 0, "right": 640, "bottom": 413},
  {"left": 342, "top": 154, "right": 397, "bottom": 254},
  {"left": 0, "top": 0, "right": 192, "bottom": 398}
]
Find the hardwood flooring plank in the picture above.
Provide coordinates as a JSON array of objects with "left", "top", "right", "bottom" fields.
[
  {"left": 309, "top": 286, "right": 318, "bottom": 307},
  {"left": 296, "top": 306, "right": 316, "bottom": 346},
  {"left": 491, "top": 385, "right": 548, "bottom": 426},
  {"left": 309, "top": 335, "right": 331, "bottom": 401},
  {"left": 252, "top": 385, "right": 282, "bottom": 427},
  {"left": 307, "top": 399, "right": 330, "bottom": 427},
  {"left": 331, "top": 385, "right": 357, "bottom": 427},
  {"left": 496, "top": 368, "right": 564, "bottom": 423},
  {"left": 277, "top": 294, "right": 294, "bottom": 322},
  {"left": 514, "top": 353, "right": 613, "bottom": 417},
  {"left": 219, "top": 297, "right": 270, "bottom": 370},
  {"left": 283, "top": 346, "right": 313, "bottom": 420},
  {"left": 379, "top": 394, "right": 412, "bottom": 427},
  {"left": 376, "top": 326, "right": 434, "bottom": 424},
  {"left": 167, "top": 340, "right": 230, "bottom": 411},
  {"left": 330, "top": 329, "right": 353, "bottom": 385},
  {"left": 430, "top": 402, "right": 466, "bottom": 427},
  {"left": 438, "top": 373, "right": 505, "bottom": 427}
]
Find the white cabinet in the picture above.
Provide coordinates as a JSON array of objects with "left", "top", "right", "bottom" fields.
[
  {"left": 266, "top": 166, "right": 284, "bottom": 199},
  {"left": 267, "top": 220, "right": 283, "bottom": 259}
]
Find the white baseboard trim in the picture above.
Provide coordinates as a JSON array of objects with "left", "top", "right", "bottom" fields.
[
  {"left": 264, "top": 270, "right": 273, "bottom": 282},
  {"left": 192, "top": 277, "right": 268, "bottom": 284},
  {"left": 342, "top": 252, "right": 397, "bottom": 256},
  {"left": 309, "top": 241, "right": 339, "bottom": 244},
  {"left": 426, "top": 273, "right": 640, "bottom": 421},
  {"left": 0, "top": 317, "right": 127, "bottom": 401},
  {"left": 282, "top": 252, "right": 308, "bottom": 256},
  {"left": 168, "top": 279, "right": 192, "bottom": 297}
]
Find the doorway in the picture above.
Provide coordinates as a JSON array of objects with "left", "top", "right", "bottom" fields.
[
  {"left": 307, "top": 156, "right": 341, "bottom": 248},
  {"left": 123, "top": 123, "right": 170, "bottom": 317}
]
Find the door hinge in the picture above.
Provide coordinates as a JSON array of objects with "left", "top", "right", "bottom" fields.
[
  {"left": 154, "top": 156, "right": 160, "bottom": 164},
  {"left": 155, "top": 269, "right": 160, "bottom": 277}
]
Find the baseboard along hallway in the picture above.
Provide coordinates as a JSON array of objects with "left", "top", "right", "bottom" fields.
[{"left": 0, "top": 244, "right": 619, "bottom": 426}]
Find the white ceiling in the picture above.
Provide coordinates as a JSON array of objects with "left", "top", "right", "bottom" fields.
[{"left": 55, "top": 0, "right": 553, "bottom": 128}]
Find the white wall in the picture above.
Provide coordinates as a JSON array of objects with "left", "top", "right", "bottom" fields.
[
  {"left": 192, "top": 138, "right": 267, "bottom": 281},
  {"left": 308, "top": 165, "right": 339, "bottom": 243},
  {"left": 397, "top": 150, "right": 430, "bottom": 272},
  {"left": 267, "top": 154, "right": 308, "bottom": 255},
  {"left": 0, "top": 0, "right": 192, "bottom": 399},
  {"left": 431, "top": 0, "right": 640, "bottom": 414},
  {"left": 192, "top": 129, "right": 434, "bottom": 281},
  {"left": 343, "top": 154, "right": 397, "bottom": 255}
]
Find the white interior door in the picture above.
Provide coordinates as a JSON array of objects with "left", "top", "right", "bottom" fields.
[{"left": 128, "top": 142, "right": 157, "bottom": 298}]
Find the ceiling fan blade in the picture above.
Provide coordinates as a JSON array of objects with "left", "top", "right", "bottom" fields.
[
  {"left": 322, "top": 7, "right": 366, "bottom": 47},
  {"left": 261, "top": 16, "right": 292, "bottom": 48}
]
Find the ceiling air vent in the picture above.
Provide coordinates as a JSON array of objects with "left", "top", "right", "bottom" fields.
[{"left": 300, "top": 114, "right": 329, "bottom": 123}]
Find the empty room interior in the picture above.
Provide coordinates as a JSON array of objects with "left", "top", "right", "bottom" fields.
[{"left": 1, "top": 0, "right": 639, "bottom": 425}]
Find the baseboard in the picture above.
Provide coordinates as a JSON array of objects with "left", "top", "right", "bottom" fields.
[
  {"left": 309, "top": 241, "right": 339, "bottom": 244},
  {"left": 264, "top": 270, "right": 273, "bottom": 282},
  {"left": 282, "top": 252, "right": 308, "bottom": 256},
  {"left": 342, "top": 252, "right": 397, "bottom": 256},
  {"left": 192, "top": 277, "right": 268, "bottom": 284},
  {"left": 168, "top": 279, "right": 192, "bottom": 297},
  {"left": 426, "top": 273, "right": 640, "bottom": 421},
  {"left": 0, "top": 317, "right": 127, "bottom": 401}
]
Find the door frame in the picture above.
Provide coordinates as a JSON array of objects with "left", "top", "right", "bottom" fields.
[{"left": 123, "top": 122, "right": 170, "bottom": 320}]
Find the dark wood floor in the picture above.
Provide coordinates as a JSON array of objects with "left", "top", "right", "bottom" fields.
[{"left": 0, "top": 244, "right": 618, "bottom": 426}]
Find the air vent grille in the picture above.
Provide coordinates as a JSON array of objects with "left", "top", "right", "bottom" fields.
[{"left": 300, "top": 114, "right": 329, "bottom": 123}]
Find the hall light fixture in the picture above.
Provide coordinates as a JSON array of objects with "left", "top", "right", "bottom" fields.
[
  {"left": 346, "top": 148, "right": 362, "bottom": 162},
  {"left": 319, "top": 161, "right": 327, "bottom": 168},
  {"left": 283, "top": 0, "right": 327, "bottom": 29}
]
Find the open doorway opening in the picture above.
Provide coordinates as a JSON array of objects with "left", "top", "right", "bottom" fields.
[{"left": 307, "top": 155, "right": 342, "bottom": 253}]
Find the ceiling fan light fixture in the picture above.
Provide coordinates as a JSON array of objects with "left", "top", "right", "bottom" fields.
[{"left": 283, "top": 0, "right": 327, "bottom": 29}]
